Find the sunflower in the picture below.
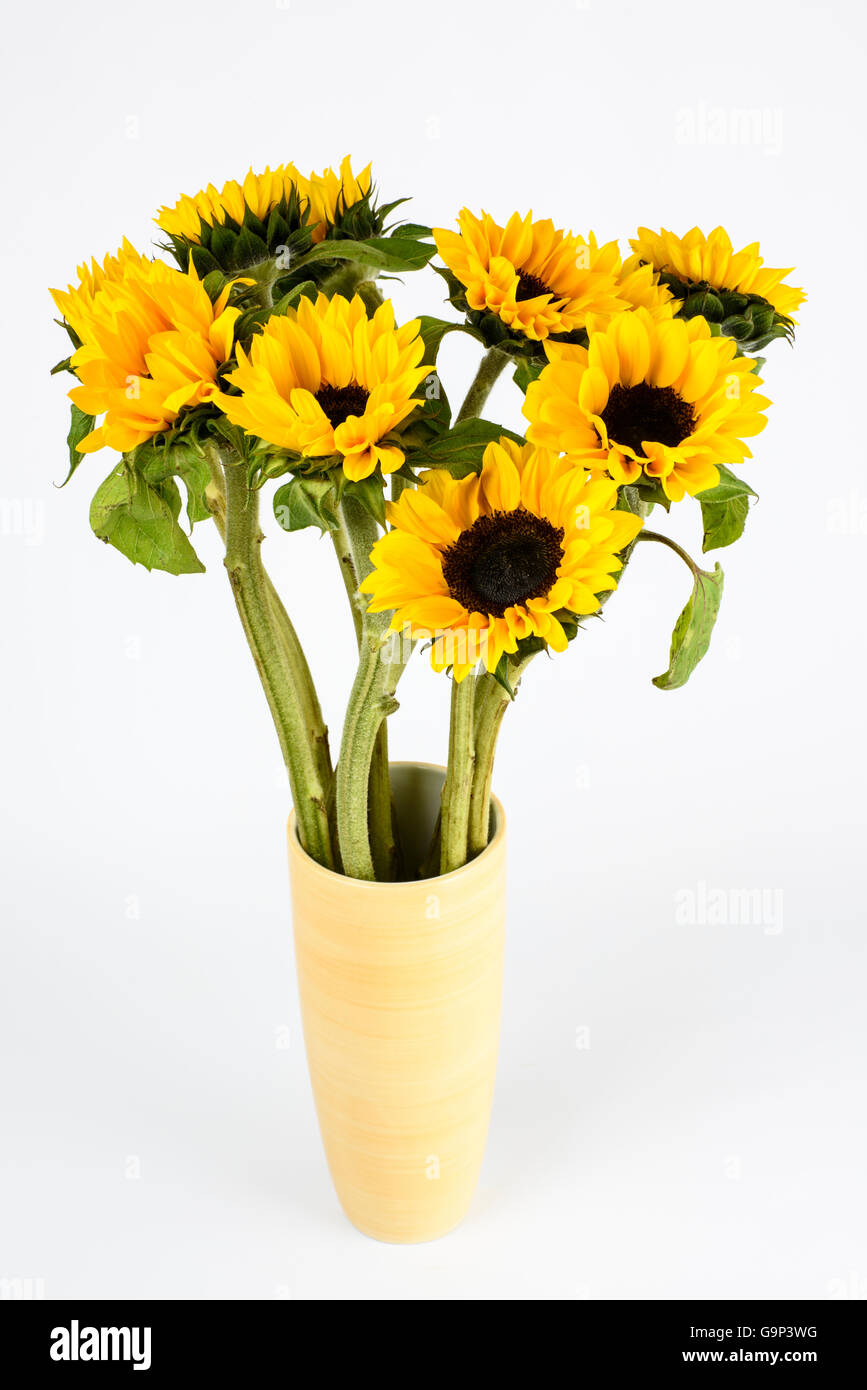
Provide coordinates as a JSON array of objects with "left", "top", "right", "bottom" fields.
[
  {"left": 629, "top": 226, "right": 805, "bottom": 320},
  {"left": 155, "top": 157, "right": 371, "bottom": 246},
  {"left": 156, "top": 165, "right": 296, "bottom": 242},
  {"left": 524, "top": 308, "right": 770, "bottom": 502},
  {"left": 215, "top": 293, "right": 431, "bottom": 481},
  {"left": 301, "top": 157, "right": 372, "bottom": 242},
  {"left": 52, "top": 253, "right": 241, "bottom": 454},
  {"left": 433, "top": 210, "right": 627, "bottom": 341},
  {"left": 360, "top": 439, "right": 644, "bottom": 680},
  {"left": 51, "top": 239, "right": 146, "bottom": 342}
]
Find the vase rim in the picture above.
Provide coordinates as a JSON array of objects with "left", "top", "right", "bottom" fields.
[{"left": 287, "top": 759, "right": 506, "bottom": 890}]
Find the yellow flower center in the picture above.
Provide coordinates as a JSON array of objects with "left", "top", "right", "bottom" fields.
[
  {"left": 316, "top": 381, "right": 370, "bottom": 427},
  {"left": 442, "top": 508, "right": 564, "bottom": 618},
  {"left": 600, "top": 383, "right": 696, "bottom": 456}
]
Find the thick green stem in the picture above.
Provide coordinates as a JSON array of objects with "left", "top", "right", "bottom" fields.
[
  {"left": 468, "top": 655, "right": 537, "bottom": 857},
  {"left": 330, "top": 507, "right": 395, "bottom": 879},
  {"left": 440, "top": 675, "right": 477, "bottom": 875},
  {"left": 335, "top": 495, "right": 407, "bottom": 880},
  {"left": 456, "top": 346, "right": 510, "bottom": 423},
  {"left": 206, "top": 445, "right": 333, "bottom": 797},
  {"left": 222, "top": 460, "right": 334, "bottom": 868}
]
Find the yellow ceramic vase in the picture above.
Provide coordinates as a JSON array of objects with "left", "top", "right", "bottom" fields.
[{"left": 287, "top": 762, "right": 506, "bottom": 1244}]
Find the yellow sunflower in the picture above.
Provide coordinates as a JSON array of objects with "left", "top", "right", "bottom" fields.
[
  {"left": 52, "top": 253, "right": 240, "bottom": 454},
  {"left": 215, "top": 293, "right": 431, "bottom": 481},
  {"left": 360, "top": 439, "right": 644, "bottom": 681},
  {"left": 629, "top": 226, "right": 805, "bottom": 320},
  {"left": 156, "top": 165, "right": 296, "bottom": 241},
  {"left": 524, "top": 308, "right": 770, "bottom": 502},
  {"left": 301, "top": 157, "right": 372, "bottom": 243},
  {"left": 155, "top": 157, "right": 371, "bottom": 245},
  {"left": 51, "top": 239, "right": 146, "bottom": 342},
  {"left": 433, "top": 210, "right": 627, "bottom": 341}
]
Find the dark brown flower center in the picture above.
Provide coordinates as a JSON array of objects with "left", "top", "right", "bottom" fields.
[
  {"left": 316, "top": 382, "right": 369, "bottom": 427},
  {"left": 515, "top": 270, "right": 554, "bottom": 302},
  {"left": 600, "top": 383, "right": 696, "bottom": 457},
  {"left": 441, "top": 508, "right": 564, "bottom": 619}
]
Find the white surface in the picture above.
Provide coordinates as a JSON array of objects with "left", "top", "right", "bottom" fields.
[{"left": 2, "top": 0, "right": 865, "bottom": 1301}]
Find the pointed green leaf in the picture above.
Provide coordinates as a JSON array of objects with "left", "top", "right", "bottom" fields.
[
  {"left": 698, "top": 465, "right": 757, "bottom": 552},
  {"left": 62, "top": 404, "right": 95, "bottom": 486},
  {"left": 653, "top": 562, "right": 724, "bottom": 690},
  {"left": 405, "top": 418, "right": 524, "bottom": 477}
]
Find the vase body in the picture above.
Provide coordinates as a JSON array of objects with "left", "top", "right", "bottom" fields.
[{"left": 287, "top": 762, "right": 506, "bottom": 1244}]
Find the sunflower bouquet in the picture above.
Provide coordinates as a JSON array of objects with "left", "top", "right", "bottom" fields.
[{"left": 49, "top": 160, "right": 804, "bottom": 883}]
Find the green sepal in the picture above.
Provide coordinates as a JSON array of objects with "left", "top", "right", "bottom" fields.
[
  {"left": 653, "top": 560, "right": 724, "bottom": 690},
  {"left": 660, "top": 270, "right": 795, "bottom": 353}
]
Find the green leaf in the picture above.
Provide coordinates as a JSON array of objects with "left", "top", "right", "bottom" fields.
[
  {"left": 395, "top": 222, "right": 434, "bottom": 240},
  {"left": 653, "top": 561, "right": 724, "bottom": 690},
  {"left": 63, "top": 404, "right": 95, "bottom": 486},
  {"left": 273, "top": 475, "right": 339, "bottom": 534},
  {"left": 405, "top": 418, "right": 524, "bottom": 477},
  {"left": 416, "top": 316, "right": 484, "bottom": 364},
  {"left": 89, "top": 464, "right": 205, "bottom": 574},
  {"left": 698, "top": 465, "right": 757, "bottom": 552},
  {"left": 272, "top": 279, "right": 318, "bottom": 315},
  {"left": 296, "top": 235, "right": 435, "bottom": 275}
]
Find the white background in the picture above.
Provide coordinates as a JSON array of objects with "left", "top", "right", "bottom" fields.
[{"left": 2, "top": 0, "right": 865, "bottom": 1301}]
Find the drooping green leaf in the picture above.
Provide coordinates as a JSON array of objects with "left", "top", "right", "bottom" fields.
[
  {"left": 89, "top": 464, "right": 205, "bottom": 574},
  {"left": 698, "top": 465, "right": 758, "bottom": 552},
  {"left": 273, "top": 475, "right": 340, "bottom": 534},
  {"left": 405, "top": 418, "right": 525, "bottom": 477},
  {"left": 62, "top": 404, "right": 95, "bottom": 485},
  {"left": 653, "top": 561, "right": 724, "bottom": 690}
]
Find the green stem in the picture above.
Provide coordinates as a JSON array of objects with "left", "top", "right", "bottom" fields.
[
  {"left": 335, "top": 495, "right": 407, "bottom": 880},
  {"left": 636, "top": 528, "right": 701, "bottom": 576},
  {"left": 456, "top": 346, "right": 510, "bottom": 423},
  {"left": 467, "top": 654, "right": 537, "bottom": 858},
  {"left": 205, "top": 445, "right": 333, "bottom": 796},
  {"left": 329, "top": 511, "right": 364, "bottom": 645},
  {"left": 222, "top": 459, "right": 334, "bottom": 868},
  {"left": 440, "top": 675, "right": 477, "bottom": 875},
  {"left": 330, "top": 507, "right": 396, "bottom": 880}
]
